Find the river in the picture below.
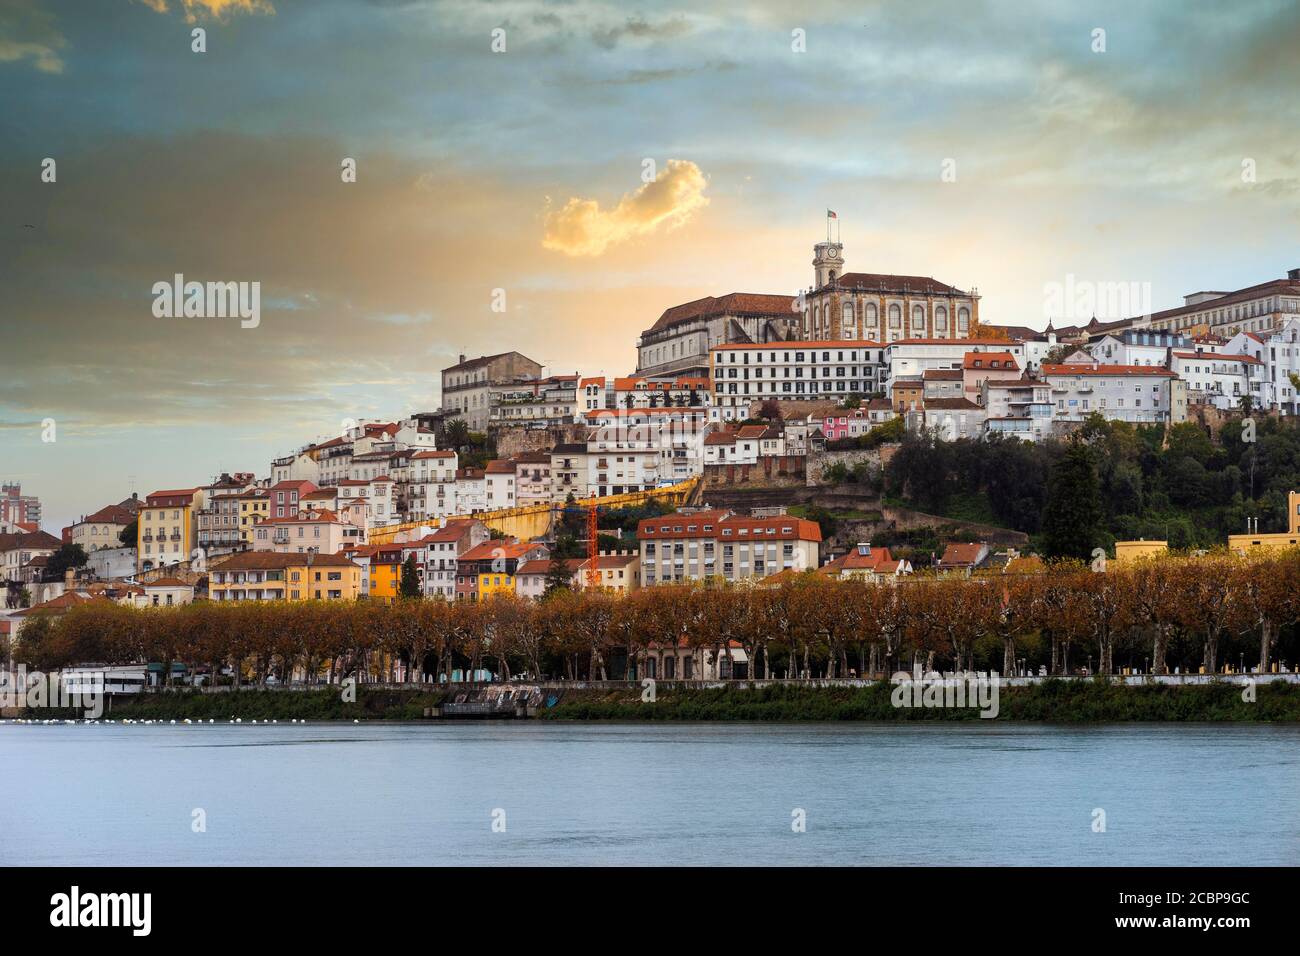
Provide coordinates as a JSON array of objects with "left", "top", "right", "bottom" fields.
[{"left": 3, "top": 722, "right": 1296, "bottom": 866}]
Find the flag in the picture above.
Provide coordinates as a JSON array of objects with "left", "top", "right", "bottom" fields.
[{"left": 827, "top": 209, "right": 837, "bottom": 219}]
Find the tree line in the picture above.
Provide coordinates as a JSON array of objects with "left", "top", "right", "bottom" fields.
[
  {"left": 885, "top": 412, "right": 1300, "bottom": 556},
  {"left": 12, "top": 550, "right": 1300, "bottom": 685}
]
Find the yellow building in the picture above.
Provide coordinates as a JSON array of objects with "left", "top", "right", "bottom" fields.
[
  {"left": 1227, "top": 491, "right": 1300, "bottom": 553},
  {"left": 1114, "top": 539, "right": 1169, "bottom": 564},
  {"left": 137, "top": 488, "right": 205, "bottom": 573},
  {"left": 364, "top": 544, "right": 404, "bottom": 604},
  {"left": 208, "top": 551, "right": 361, "bottom": 602},
  {"left": 237, "top": 489, "right": 270, "bottom": 545}
]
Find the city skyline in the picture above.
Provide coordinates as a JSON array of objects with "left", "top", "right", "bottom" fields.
[{"left": 4, "top": 0, "right": 1300, "bottom": 530}]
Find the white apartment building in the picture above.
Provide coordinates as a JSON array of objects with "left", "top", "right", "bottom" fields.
[
  {"left": 454, "top": 468, "right": 487, "bottom": 513},
  {"left": 1041, "top": 363, "right": 1181, "bottom": 425},
  {"left": 884, "top": 339, "right": 1027, "bottom": 395},
  {"left": 710, "top": 341, "right": 886, "bottom": 409},
  {"left": 981, "top": 377, "right": 1055, "bottom": 442},
  {"left": 406, "top": 450, "right": 459, "bottom": 521},
  {"left": 1087, "top": 329, "right": 1189, "bottom": 367},
  {"left": 1226, "top": 318, "right": 1300, "bottom": 414},
  {"left": 638, "top": 510, "right": 823, "bottom": 586},
  {"left": 1168, "top": 350, "right": 1263, "bottom": 411},
  {"left": 484, "top": 461, "right": 516, "bottom": 509}
]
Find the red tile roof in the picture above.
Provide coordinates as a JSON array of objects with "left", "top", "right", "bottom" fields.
[{"left": 1041, "top": 363, "right": 1176, "bottom": 378}]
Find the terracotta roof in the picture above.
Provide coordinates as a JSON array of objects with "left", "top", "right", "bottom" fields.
[
  {"left": 302, "top": 489, "right": 337, "bottom": 500},
  {"left": 411, "top": 450, "right": 457, "bottom": 459},
  {"left": 145, "top": 577, "right": 192, "bottom": 588},
  {"left": 0, "top": 529, "right": 61, "bottom": 552},
  {"left": 820, "top": 545, "right": 898, "bottom": 575},
  {"left": 924, "top": 398, "right": 983, "bottom": 410},
  {"left": 963, "top": 351, "right": 1019, "bottom": 370},
  {"left": 1041, "top": 363, "right": 1176, "bottom": 378},
  {"left": 938, "top": 543, "right": 987, "bottom": 568},
  {"left": 1171, "top": 351, "right": 1262, "bottom": 365},
  {"left": 648, "top": 293, "right": 797, "bottom": 333},
  {"left": 485, "top": 460, "right": 516, "bottom": 474},
  {"left": 460, "top": 541, "right": 541, "bottom": 562},
  {"left": 78, "top": 504, "right": 135, "bottom": 526},
  {"left": 13, "top": 591, "right": 106, "bottom": 616},
  {"left": 214, "top": 551, "right": 357, "bottom": 570},
  {"left": 923, "top": 369, "right": 963, "bottom": 381}
]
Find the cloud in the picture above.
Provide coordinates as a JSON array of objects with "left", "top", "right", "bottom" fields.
[
  {"left": 591, "top": 15, "right": 691, "bottom": 50},
  {"left": 136, "top": 0, "right": 276, "bottom": 22},
  {"left": 0, "top": 0, "right": 66, "bottom": 73},
  {"left": 542, "top": 159, "right": 709, "bottom": 257}
]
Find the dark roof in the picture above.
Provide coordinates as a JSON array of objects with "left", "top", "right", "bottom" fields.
[
  {"left": 829, "top": 273, "right": 967, "bottom": 296},
  {"left": 648, "top": 293, "right": 797, "bottom": 333},
  {"left": 443, "top": 351, "right": 535, "bottom": 373},
  {"left": 924, "top": 398, "right": 982, "bottom": 410},
  {"left": 0, "top": 530, "right": 62, "bottom": 552}
]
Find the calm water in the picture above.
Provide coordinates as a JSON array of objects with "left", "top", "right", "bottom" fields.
[{"left": 2, "top": 722, "right": 1297, "bottom": 866}]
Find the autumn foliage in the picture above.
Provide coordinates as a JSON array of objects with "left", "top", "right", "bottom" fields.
[{"left": 15, "top": 551, "right": 1300, "bottom": 683}]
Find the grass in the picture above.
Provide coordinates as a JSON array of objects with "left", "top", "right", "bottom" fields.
[{"left": 25, "top": 681, "right": 1300, "bottom": 723}]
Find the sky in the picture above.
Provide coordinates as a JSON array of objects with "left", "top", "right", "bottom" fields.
[{"left": 2, "top": 0, "right": 1299, "bottom": 532}]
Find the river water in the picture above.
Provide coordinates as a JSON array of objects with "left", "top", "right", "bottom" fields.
[{"left": 3, "top": 722, "right": 1296, "bottom": 866}]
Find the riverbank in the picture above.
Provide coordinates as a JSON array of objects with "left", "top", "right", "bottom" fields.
[{"left": 18, "top": 679, "right": 1300, "bottom": 722}]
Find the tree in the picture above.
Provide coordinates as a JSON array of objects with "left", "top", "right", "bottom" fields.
[
  {"left": 399, "top": 555, "right": 422, "bottom": 598},
  {"left": 444, "top": 418, "right": 471, "bottom": 451},
  {"left": 118, "top": 519, "right": 137, "bottom": 547},
  {"left": 43, "top": 543, "right": 89, "bottom": 581},
  {"left": 543, "top": 559, "right": 577, "bottom": 597},
  {"left": 758, "top": 399, "right": 782, "bottom": 422},
  {"left": 1041, "top": 442, "right": 1101, "bottom": 561}
]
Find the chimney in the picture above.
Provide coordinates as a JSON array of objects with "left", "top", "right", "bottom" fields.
[
  {"left": 458, "top": 353, "right": 466, "bottom": 364},
  {"left": 1289, "top": 268, "right": 1300, "bottom": 282},
  {"left": 64, "top": 568, "right": 75, "bottom": 587}
]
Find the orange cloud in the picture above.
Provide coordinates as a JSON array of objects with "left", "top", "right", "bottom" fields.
[
  {"left": 543, "top": 159, "right": 709, "bottom": 257},
  {"left": 136, "top": 0, "right": 275, "bottom": 22}
]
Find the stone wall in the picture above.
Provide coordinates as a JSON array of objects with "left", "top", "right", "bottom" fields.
[
  {"left": 703, "top": 455, "right": 806, "bottom": 489},
  {"left": 807, "top": 446, "right": 885, "bottom": 486},
  {"left": 493, "top": 424, "right": 588, "bottom": 459}
]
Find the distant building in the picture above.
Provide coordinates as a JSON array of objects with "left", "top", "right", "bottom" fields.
[
  {"left": 440, "top": 352, "right": 543, "bottom": 431},
  {"left": 637, "top": 509, "right": 821, "bottom": 586},
  {"left": 0, "top": 482, "right": 41, "bottom": 528},
  {"left": 137, "top": 488, "right": 205, "bottom": 573},
  {"left": 638, "top": 293, "right": 799, "bottom": 380},
  {"left": 208, "top": 551, "right": 361, "bottom": 602}
]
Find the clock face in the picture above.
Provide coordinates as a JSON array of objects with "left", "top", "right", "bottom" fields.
[{"left": 826, "top": 248, "right": 838, "bottom": 259}]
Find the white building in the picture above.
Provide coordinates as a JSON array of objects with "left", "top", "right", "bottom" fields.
[
  {"left": 884, "top": 339, "right": 1027, "bottom": 396},
  {"left": 638, "top": 510, "right": 823, "bottom": 586},
  {"left": 1168, "top": 350, "right": 1263, "bottom": 411},
  {"left": 1041, "top": 363, "right": 1181, "bottom": 425},
  {"left": 1226, "top": 318, "right": 1300, "bottom": 414},
  {"left": 1086, "top": 329, "right": 1189, "bottom": 368},
  {"left": 981, "top": 376, "right": 1055, "bottom": 442},
  {"left": 710, "top": 341, "right": 887, "bottom": 409}
]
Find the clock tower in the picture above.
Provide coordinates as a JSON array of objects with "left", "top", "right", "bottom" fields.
[{"left": 813, "top": 240, "right": 843, "bottom": 289}]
